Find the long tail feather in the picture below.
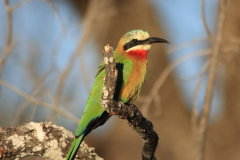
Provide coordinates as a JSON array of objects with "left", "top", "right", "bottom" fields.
[{"left": 65, "top": 135, "right": 84, "bottom": 160}]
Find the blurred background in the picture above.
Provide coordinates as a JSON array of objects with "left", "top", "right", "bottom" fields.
[{"left": 0, "top": 0, "right": 240, "bottom": 160}]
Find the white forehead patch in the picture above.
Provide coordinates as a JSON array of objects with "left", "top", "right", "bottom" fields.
[
  {"left": 125, "top": 30, "right": 150, "bottom": 41},
  {"left": 124, "top": 30, "right": 151, "bottom": 52}
]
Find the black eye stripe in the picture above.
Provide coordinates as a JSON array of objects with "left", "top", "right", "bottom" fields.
[
  {"left": 123, "top": 37, "right": 168, "bottom": 51},
  {"left": 123, "top": 39, "right": 143, "bottom": 51}
]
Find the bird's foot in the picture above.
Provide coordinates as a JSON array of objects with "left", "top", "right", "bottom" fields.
[{"left": 109, "top": 111, "right": 118, "bottom": 115}]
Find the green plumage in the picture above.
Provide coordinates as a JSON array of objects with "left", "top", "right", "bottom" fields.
[
  {"left": 66, "top": 30, "right": 151, "bottom": 160},
  {"left": 66, "top": 53, "right": 145, "bottom": 160}
]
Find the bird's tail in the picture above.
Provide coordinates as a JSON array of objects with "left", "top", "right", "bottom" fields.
[{"left": 65, "top": 134, "right": 84, "bottom": 160}]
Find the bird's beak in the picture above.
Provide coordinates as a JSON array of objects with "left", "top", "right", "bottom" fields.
[{"left": 145, "top": 37, "right": 169, "bottom": 44}]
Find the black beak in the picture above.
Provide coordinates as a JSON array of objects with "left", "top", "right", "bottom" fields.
[
  {"left": 144, "top": 37, "right": 169, "bottom": 44},
  {"left": 123, "top": 37, "right": 169, "bottom": 51}
]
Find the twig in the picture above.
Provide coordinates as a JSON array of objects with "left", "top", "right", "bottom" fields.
[
  {"left": 0, "top": 122, "right": 102, "bottom": 160},
  {"left": 178, "top": 60, "right": 210, "bottom": 82},
  {"left": 41, "top": 0, "right": 66, "bottom": 34},
  {"left": 1, "top": 0, "right": 65, "bottom": 82},
  {"left": 100, "top": 45, "right": 158, "bottom": 160},
  {"left": 141, "top": 48, "right": 211, "bottom": 112},
  {"left": 27, "top": 104, "right": 37, "bottom": 122},
  {"left": 167, "top": 38, "right": 209, "bottom": 54},
  {"left": 201, "top": 0, "right": 213, "bottom": 42},
  {"left": 195, "top": 0, "right": 227, "bottom": 160},
  {"left": 0, "top": 0, "right": 13, "bottom": 78},
  {"left": 11, "top": 0, "right": 66, "bottom": 33},
  {"left": 11, "top": 0, "right": 33, "bottom": 10},
  {"left": 52, "top": 0, "right": 99, "bottom": 122},
  {"left": 0, "top": 79, "right": 80, "bottom": 124},
  {"left": 191, "top": 61, "right": 210, "bottom": 136},
  {"left": 12, "top": 70, "right": 52, "bottom": 126}
]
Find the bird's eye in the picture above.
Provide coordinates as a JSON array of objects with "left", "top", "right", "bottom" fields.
[{"left": 133, "top": 39, "right": 138, "bottom": 43}]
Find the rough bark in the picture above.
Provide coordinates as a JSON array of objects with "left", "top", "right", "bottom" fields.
[
  {"left": 0, "top": 122, "right": 102, "bottom": 160},
  {"left": 100, "top": 45, "right": 158, "bottom": 160}
]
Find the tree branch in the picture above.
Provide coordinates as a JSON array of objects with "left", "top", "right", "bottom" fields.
[
  {"left": 100, "top": 45, "right": 158, "bottom": 160},
  {"left": 0, "top": 79, "right": 80, "bottom": 124},
  {"left": 195, "top": 0, "right": 228, "bottom": 160},
  {"left": 201, "top": 0, "right": 213, "bottom": 42},
  {"left": 0, "top": 0, "right": 13, "bottom": 78},
  {"left": 0, "top": 122, "right": 102, "bottom": 160}
]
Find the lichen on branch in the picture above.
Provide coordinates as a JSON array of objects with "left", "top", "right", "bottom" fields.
[{"left": 0, "top": 122, "right": 102, "bottom": 160}]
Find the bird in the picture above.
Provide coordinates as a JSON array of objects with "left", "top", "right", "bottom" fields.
[{"left": 66, "top": 29, "right": 168, "bottom": 160}]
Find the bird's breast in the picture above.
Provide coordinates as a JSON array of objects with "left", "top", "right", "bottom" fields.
[{"left": 118, "top": 59, "right": 147, "bottom": 103}]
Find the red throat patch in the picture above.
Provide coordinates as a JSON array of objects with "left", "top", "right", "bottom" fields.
[{"left": 127, "top": 49, "right": 149, "bottom": 60}]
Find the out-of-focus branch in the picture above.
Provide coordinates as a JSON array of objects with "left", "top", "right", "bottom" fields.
[
  {"left": 11, "top": 0, "right": 66, "bottom": 33},
  {"left": 2, "top": 0, "right": 67, "bottom": 126},
  {"left": 1, "top": 0, "right": 65, "bottom": 80},
  {"left": 201, "top": 0, "right": 213, "bottom": 42},
  {"left": 191, "top": 61, "right": 210, "bottom": 135},
  {"left": 178, "top": 60, "right": 210, "bottom": 82},
  {"left": 100, "top": 45, "right": 158, "bottom": 160},
  {"left": 141, "top": 48, "right": 211, "bottom": 115},
  {"left": 0, "top": 122, "right": 102, "bottom": 160},
  {"left": 167, "top": 38, "right": 209, "bottom": 54},
  {"left": 195, "top": 0, "right": 227, "bottom": 160},
  {"left": 0, "top": 79, "right": 80, "bottom": 124},
  {"left": 52, "top": 0, "right": 99, "bottom": 122},
  {"left": 12, "top": 70, "right": 52, "bottom": 126},
  {"left": 0, "top": 0, "right": 13, "bottom": 78},
  {"left": 27, "top": 104, "right": 37, "bottom": 122}
]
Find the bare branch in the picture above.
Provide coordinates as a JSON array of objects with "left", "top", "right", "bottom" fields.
[
  {"left": 0, "top": 0, "right": 13, "bottom": 78},
  {"left": 141, "top": 48, "right": 211, "bottom": 112},
  {"left": 53, "top": 0, "right": 100, "bottom": 122},
  {"left": 11, "top": 0, "right": 66, "bottom": 33},
  {"left": 27, "top": 104, "right": 37, "bottom": 122},
  {"left": 167, "top": 38, "right": 209, "bottom": 54},
  {"left": 195, "top": 0, "right": 227, "bottom": 160},
  {"left": 178, "top": 60, "right": 210, "bottom": 82},
  {"left": 1, "top": 0, "right": 65, "bottom": 82},
  {"left": 191, "top": 61, "right": 210, "bottom": 137},
  {"left": 0, "top": 79, "right": 80, "bottom": 124},
  {"left": 12, "top": 70, "right": 52, "bottom": 126},
  {"left": 0, "top": 122, "right": 102, "bottom": 160},
  {"left": 100, "top": 45, "right": 158, "bottom": 160},
  {"left": 40, "top": 0, "right": 66, "bottom": 34},
  {"left": 201, "top": 0, "right": 213, "bottom": 41},
  {"left": 11, "top": 0, "right": 33, "bottom": 10}
]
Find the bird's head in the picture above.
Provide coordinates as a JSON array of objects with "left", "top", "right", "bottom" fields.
[{"left": 116, "top": 30, "right": 168, "bottom": 59}]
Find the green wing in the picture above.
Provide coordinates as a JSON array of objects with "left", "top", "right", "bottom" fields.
[
  {"left": 74, "top": 58, "right": 134, "bottom": 136},
  {"left": 75, "top": 62, "right": 106, "bottom": 137}
]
